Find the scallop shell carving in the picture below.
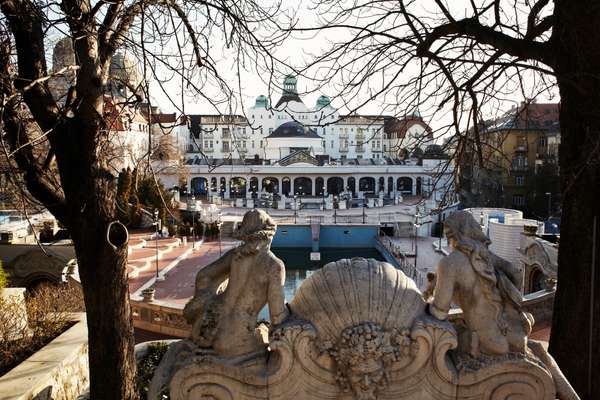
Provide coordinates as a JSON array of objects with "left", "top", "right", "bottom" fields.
[{"left": 289, "top": 257, "right": 426, "bottom": 342}]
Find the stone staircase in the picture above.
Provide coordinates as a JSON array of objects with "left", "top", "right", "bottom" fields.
[
  {"left": 126, "top": 236, "right": 181, "bottom": 278},
  {"left": 220, "top": 221, "right": 236, "bottom": 238}
]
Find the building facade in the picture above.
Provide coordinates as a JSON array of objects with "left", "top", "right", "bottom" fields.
[
  {"left": 459, "top": 102, "right": 560, "bottom": 218},
  {"left": 158, "top": 75, "right": 456, "bottom": 209}
]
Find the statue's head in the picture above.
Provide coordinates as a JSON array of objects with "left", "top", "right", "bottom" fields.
[
  {"left": 233, "top": 209, "right": 277, "bottom": 243},
  {"left": 443, "top": 211, "right": 490, "bottom": 249},
  {"left": 330, "top": 323, "right": 390, "bottom": 400}
]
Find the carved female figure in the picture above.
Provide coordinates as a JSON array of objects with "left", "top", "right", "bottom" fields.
[
  {"left": 182, "top": 209, "right": 287, "bottom": 357},
  {"left": 429, "top": 211, "right": 531, "bottom": 356}
]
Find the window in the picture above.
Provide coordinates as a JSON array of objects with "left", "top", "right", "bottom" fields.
[
  {"left": 539, "top": 136, "right": 547, "bottom": 147},
  {"left": 222, "top": 128, "right": 230, "bottom": 139},
  {"left": 269, "top": 128, "right": 273, "bottom": 134},
  {"left": 222, "top": 141, "right": 230, "bottom": 152},
  {"left": 513, "top": 195, "right": 525, "bottom": 207},
  {"left": 331, "top": 140, "right": 334, "bottom": 148},
  {"left": 323, "top": 127, "right": 326, "bottom": 135},
  {"left": 516, "top": 176, "right": 525, "bottom": 186},
  {"left": 260, "top": 140, "right": 263, "bottom": 147},
  {"left": 242, "top": 141, "right": 247, "bottom": 148},
  {"left": 252, "top": 140, "right": 255, "bottom": 148}
]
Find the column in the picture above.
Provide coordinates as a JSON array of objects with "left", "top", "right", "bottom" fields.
[
  {"left": 411, "top": 177, "right": 416, "bottom": 196},
  {"left": 311, "top": 177, "right": 316, "bottom": 197},
  {"left": 383, "top": 176, "right": 388, "bottom": 194},
  {"left": 224, "top": 177, "right": 230, "bottom": 199},
  {"left": 258, "top": 177, "right": 263, "bottom": 193}
]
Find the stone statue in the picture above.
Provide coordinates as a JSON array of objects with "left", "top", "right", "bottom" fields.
[
  {"left": 428, "top": 211, "right": 531, "bottom": 356},
  {"left": 182, "top": 209, "right": 287, "bottom": 357},
  {"left": 150, "top": 211, "right": 578, "bottom": 400}
]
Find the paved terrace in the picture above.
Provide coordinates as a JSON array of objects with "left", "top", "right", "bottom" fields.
[{"left": 127, "top": 232, "right": 239, "bottom": 305}]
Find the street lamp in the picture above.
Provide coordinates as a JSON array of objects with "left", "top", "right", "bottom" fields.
[
  {"left": 545, "top": 192, "right": 552, "bottom": 218},
  {"left": 153, "top": 209, "right": 160, "bottom": 279},
  {"left": 333, "top": 196, "right": 338, "bottom": 224},
  {"left": 322, "top": 186, "right": 326, "bottom": 211},
  {"left": 294, "top": 194, "right": 298, "bottom": 224},
  {"left": 362, "top": 202, "right": 367, "bottom": 224},
  {"left": 413, "top": 208, "right": 422, "bottom": 278}
]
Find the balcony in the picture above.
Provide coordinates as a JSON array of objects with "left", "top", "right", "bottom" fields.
[
  {"left": 339, "top": 146, "right": 349, "bottom": 153},
  {"left": 339, "top": 132, "right": 349, "bottom": 139},
  {"left": 356, "top": 146, "right": 365, "bottom": 153},
  {"left": 221, "top": 147, "right": 230, "bottom": 153},
  {"left": 514, "top": 144, "right": 528, "bottom": 152},
  {"left": 511, "top": 163, "right": 528, "bottom": 171},
  {"left": 203, "top": 146, "right": 214, "bottom": 153}
]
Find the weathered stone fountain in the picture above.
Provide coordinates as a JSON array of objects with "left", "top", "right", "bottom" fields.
[{"left": 148, "top": 209, "right": 579, "bottom": 400}]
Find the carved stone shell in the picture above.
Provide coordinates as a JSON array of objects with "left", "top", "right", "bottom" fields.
[{"left": 289, "top": 257, "right": 426, "bottom": 342}]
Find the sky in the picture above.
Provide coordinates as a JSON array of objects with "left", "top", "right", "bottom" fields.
[{"left": 44, "top": 0, "right": 559, "bottom": 138}]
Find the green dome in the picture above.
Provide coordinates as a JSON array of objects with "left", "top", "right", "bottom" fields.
[
  {"left": 283, "top": 74, "right": 298, "bottom": 95},
  {"left": 316, "top": 95, "right": 331, "bottom": 108},
  {"left": 255, "top": 95, "right": 269, "bottom": 109}
]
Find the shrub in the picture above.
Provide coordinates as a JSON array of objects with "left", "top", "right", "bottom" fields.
[
  {"left": 0, "top": 262, "right": 7, "bottom": 292},
  {"left": 136, "top": 342, "right": 170, "bottom": 399},
  {"left": 0, "top": 282, "right": 85, "bottom": 375}
]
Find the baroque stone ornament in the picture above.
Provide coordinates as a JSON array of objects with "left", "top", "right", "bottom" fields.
[{"left": 151, "top": 211, "right": 577, "bottom": 400}]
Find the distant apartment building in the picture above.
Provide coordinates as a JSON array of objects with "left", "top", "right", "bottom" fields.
[{"left": 459, "top": 102, "right": 560, "bottom": 218}]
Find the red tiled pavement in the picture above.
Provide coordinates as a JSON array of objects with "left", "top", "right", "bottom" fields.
[{"left": 152, "top": 239, "right": 239, "bottom": 304}]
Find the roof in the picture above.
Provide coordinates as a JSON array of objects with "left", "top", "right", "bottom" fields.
[
  {"left": 384, "top": 116, "right": 433, "bottom": 137},
  {"left": 150, "top": 113, "right": 180, "bottom": 124},
  {"left": 266, "top": 121, "right": 322, "bottom": 139},
  {"left": 484, "top": 103, "right": 560, "bottom": 132},
  {"left": 277, "top": 150, "right": 319, "bottom": 166},
  {"left": 274, "top": 93, "right": 305, "bottom": 109}
]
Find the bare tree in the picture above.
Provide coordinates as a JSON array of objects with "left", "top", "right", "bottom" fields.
[
  {"left": 297, "top": 0, "right": 599, "bottom": 398},
  {"left": 0, "top": 1, "right": 286, "bottom": 398}
]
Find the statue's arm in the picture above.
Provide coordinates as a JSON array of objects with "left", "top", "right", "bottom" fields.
[
  {"left": 194, "top": 249, "right": 235, "bottom": 289},
  {"left": 493, "top": 253, "right": 522, "bottom": 288},
  {"left": 267, "top": 257, "right": 288, "bottom": 325},
  {"left": 429, "top": 257, "right": 456, "bottom": 320}
]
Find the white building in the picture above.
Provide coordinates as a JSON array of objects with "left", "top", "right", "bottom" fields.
[{"left": 156, "top": 75, "right": 456, "bottom": 210}]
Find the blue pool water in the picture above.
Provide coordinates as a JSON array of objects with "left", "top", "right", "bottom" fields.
[{"left": 258, "top": 247, "right": 385, "bottom": 320}]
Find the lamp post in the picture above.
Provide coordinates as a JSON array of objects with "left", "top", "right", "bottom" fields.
[
  {"left": 362, "top": 202, "right": 367, "bottom": 224},
  {"left": 438, "top": 208, "right": 443, "bottom": 251},
  {"left": 322, "top": 186, "right": 326, "bottom": 211},
  {"left": 333, "top": 196, "right": 338, "bottom": 224},
  {"left": 153, "top": 209, "right": 160, "bottom": 279},
  {"left": 545, "top": 192, "right": 552, "bottom": 218},
  {"left": 413, "top": 208, "right": 421, "bottom": 278},
  {"left": 217, "top": 212, "right": 223, "bottom": 256},
  {"left": 294, "top": 194, "right": 298, "bottom": 224}
]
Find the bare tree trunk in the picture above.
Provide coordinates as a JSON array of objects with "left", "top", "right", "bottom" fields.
[
  {"left": 550, "top": 2, "right": 600, "bottom": 398},
  {"left": 73, "top": 222, "right": 136, "bottom": 399}
]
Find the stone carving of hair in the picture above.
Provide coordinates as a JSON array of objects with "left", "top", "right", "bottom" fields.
[
  {"left": 233, "top": 209, "right": 277, "bottom": 242},
  {"left": 444, "top": 211, "right": 507, "bottom": 332}
]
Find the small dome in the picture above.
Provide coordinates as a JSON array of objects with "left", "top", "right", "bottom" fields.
[
  {"left": 283, "top": 74, "right": 298, "bottom": 95},
  {"left": 316, "top": 95, "right": 331, "bottom": 108},
  {"left": 267, "top": 121, "right": 321, "bottom": 138},
  {"left": 255, "top": 95, "right": 269, "bottom": 109},
  {"left": 412, "top": 110, "right": 422, "bottom": 118}
]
